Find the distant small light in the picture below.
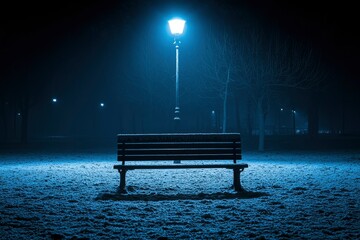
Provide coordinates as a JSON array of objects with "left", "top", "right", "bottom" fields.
[
  {"left": 280, "top": 108, "right": 283, "bottom": 111},
  {"left": 100, "top": 103, "right": 105, "bottom": 107},
  {"left": 17, "top": 112, "right": 21, "bottom": 116},
  {"left": 52, "top": 98, "right": 57, "bottom": 103},
  {"left": 292, "top": 110, "right": 296, "bottom": 114}
]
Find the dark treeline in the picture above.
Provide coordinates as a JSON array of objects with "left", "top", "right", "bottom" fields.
[{"left": 0, "top": 0, "right": 359, "bottom": 150}]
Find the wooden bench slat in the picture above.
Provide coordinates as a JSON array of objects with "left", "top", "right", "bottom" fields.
[
  {"left": 114, "top": 163, "right": 248, "bottom": 170},
  {"left": 117, "top": 154, "right": 241, "bottom": 161},
  {"left": 118, "top": 148, "right": 241, "bottom": 155},
  {"left": 118, "top": 133, "right": 240, "bottom": 142},
  {"left": 118, "top": 142, "right": 241, "bottom": 149}
]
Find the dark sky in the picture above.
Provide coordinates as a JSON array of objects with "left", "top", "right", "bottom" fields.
[
  {"left": 252, "top": 1, "right": 359, "bottom": 83},
  {"left": 1, "top": 0, "right": 359, "bottom": 88}
]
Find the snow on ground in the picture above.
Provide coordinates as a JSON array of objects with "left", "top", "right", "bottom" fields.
[{"left": 0, "top": 150, "right": 359, "bottom": 239}]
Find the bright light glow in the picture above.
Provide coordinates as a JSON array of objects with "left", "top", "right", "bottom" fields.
[
  {"left": 100, "top": 103, "right": 105, "bottom": 107},
  {"left": 280, "top": 108, "right": 283, "bottom": 111},
  {"left": 17, "top": 112, "right": 21, "bottom": 116},
  {"left": 168, "top": 18, "right": 186, "bottom": 35},
  {"left": 292, "top": 110, "right": 296, "bottom": 114},
  {"left": 52, "top": 98, "right": 57, "bottom": 103}
]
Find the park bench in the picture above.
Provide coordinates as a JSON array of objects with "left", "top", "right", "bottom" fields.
[{"left": 114, "top": 133, "right": 248, "bottom": 193}]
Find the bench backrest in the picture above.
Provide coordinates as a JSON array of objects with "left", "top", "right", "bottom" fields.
[{"left": 117, "top": 133, "right": 241, "bottom": 164}]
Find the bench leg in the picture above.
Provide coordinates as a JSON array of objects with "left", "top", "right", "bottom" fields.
[
  {"left": 119, "top": 169, "right": 127, "bottom": 193},
  {"left": 233, "top": 168, "right": 245, "bottom": 192}
]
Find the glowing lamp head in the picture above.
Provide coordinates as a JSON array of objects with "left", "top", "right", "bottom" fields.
[
  {"left": 52, "top": 98, "right": 57, "bottom": 103},
  {"left": 100, "top": 103, "right": 105, "bottom": 107},
  {"left": 168, "top": 18, "right": 186, "bottom": 36}
]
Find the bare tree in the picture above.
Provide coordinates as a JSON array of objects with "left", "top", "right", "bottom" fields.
[
  {"left": 199, "top": 29, "right": 239, "bottom": 133},
  {"left": 197, "top": 26, "right": 325, "bottom": 150},
  {"left": 236, "top": 29, "right": 326, "bottom": 151}
]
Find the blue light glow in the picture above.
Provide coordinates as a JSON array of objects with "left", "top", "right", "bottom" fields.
[
  {"left": 100, "top": 103, "right": 105, "bottom": 107},
  {"left": 52, "top": 98, "right": 57, "bottom": 103},
  {"left": 168, "top": 18, "right": 186, "bottom": 35}
]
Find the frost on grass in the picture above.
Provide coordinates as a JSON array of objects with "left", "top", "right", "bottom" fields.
[{"left": 0, "top": 151, "right": 359, "bottom": 239}]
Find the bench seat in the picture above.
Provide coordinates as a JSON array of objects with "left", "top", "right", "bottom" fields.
[{"left": 114, "top": 163, "right": 248, "bottom": 170}]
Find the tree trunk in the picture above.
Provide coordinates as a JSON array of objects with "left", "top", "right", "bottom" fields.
[
  {"left": 234, "top": 93, "right": 241, "bottom": 132},
  {"left": 247, "top": 97, "right": 253, "bottom": 136},
  {"left": 307, "top": 92, "right": 319, "bottom": 138},
  {"left": 0, "top": 101, "right": 6, "bottom": 142},
  {"left": 222, "top": 67, "right": 230, "bottom": 133},
  {"left": 257, "top": 99, "right": 265, "bottom": 151}
]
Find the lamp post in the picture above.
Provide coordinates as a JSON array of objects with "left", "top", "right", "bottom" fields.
[
  {"left": 279, "top": 108, "right": 283, "bottom": 135},
  {"left": 51, "top": 98, "right": 58, "bottom": 137},
  {"left": 292, "top": 110, "right": 296, "bottom": 135},
  {"left": 168, "top": 18, "right": 185, "bottom": 163},
  {"left": 168, "top": 18, "right": 185, "bottom": 122}
]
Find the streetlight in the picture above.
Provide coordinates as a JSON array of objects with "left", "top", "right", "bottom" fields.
[
  {"left": 168, "top": 18, "right": 186, "bottom": 121},
  {"left": 211, "top": 110, "right": 216, "bottom": 132},
  {"left": 292, "top": 110, "right": 296, "bottom": 135},
  {"left": 51, "top": 98, "right": 58, "bottom": 137},
  {"left": 279, "top": 108, "right": 284, "bottom": 134},
  {"left": 168, "top": 18, "right": 185, "bottom": 163}
]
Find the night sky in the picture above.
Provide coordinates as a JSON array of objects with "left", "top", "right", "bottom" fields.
[
  {"left": 2, "top": 1, "right": 357, "bottom": 78},
  {"left": 1, "top": 0, "right": 359, "bottom": 143}
]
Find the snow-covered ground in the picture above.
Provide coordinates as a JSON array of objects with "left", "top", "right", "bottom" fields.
[{"left": 0, "top": 150, "right": 359, "bottom": 239}]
